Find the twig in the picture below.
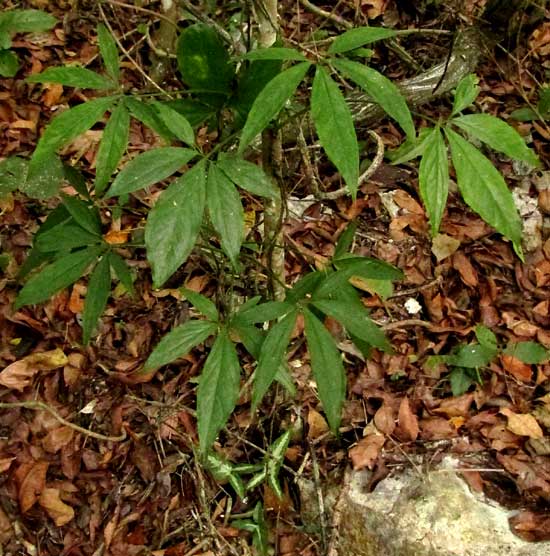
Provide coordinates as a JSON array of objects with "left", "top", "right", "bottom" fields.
[
  {"left": 0, "top": 401, "right": 126, "bottom": 442},
  {"left": 379, "top": 318, "right": 434, "bottom": 331},
  {"left": 104, "top": 0, "right": 178, "bottom": 26},
  {"left": 299, "top": 0, "right": 352, "bottom": 29},
  {"left": 177, "top": 0, "right": 233, "bottom": 45}
]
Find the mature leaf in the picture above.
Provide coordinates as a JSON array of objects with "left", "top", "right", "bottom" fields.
[
  {"left": 0, "top": 9, "right": 56, "bottom": 33},
  {"left": 450, "top": 368, "right": 475, "bottom": 396},
  {"left": 145, "top": 160, "right": 207, "bottom": 287},
  {"left": 451, "top": 74, "right": 480, "bottom": 116},
  {"left": 303, "top": 308, "right": 345, "bottom": 433},
  {"left": 333, "top": 59, "right": 414, "bottom": 139},
  {"left": 32, "top": 97, "right": 115, "bottom": 163},
  {"left": 144, "top": 319, "right": 217, "bottom": 371},
  {"left": 0, "top": 31, "right": 10, "bottom": 50},
  {"left": 452, "top": 114, "right": 540, "bottom": 167},
  {"left": 475, "top": 324, "right": 498, "bottom": 351},
  {"left": 538, "top": 87, "right": 550, "bottom": 115},
  {"left": 445, "top": 127, "right": 523, "bottom": 255},
  {"left": 61, "top": 194, "right": 101, "bottom": 235},
  {"left": 333, "top": 222, "right": 357, "bottom": 260},
  {"left": 181, "top": 287, "right": 218, "bottom": 321},
  {"left": 176, "top": 23, "right": 234, "bottom": 94},
  {"left": 152, "top": 101, "right": 195, "bottom": 146},
  {"left": 329, "top": 27, "right": 397, "bottom": 54},
  {"left": 81, "top": 255, "right": 111, "bottom": 344},
  {"left": 108, "top": 252, "right": 135, "bottom": 296},
  {"left": 238, "top": 62, "right": 311, "bottom": 153},
  {"left": 252, "top": 309, "right": 297, "bottom": 409},
  {"left": 94, "top": 101, "right": 130, "bottom": 195},
  {"left": 449, "top": 343, "right": 496, "bottom": 368},
  {"left": 419, "top": 127, "right": 448, "bottom": 235},
  {"left": 509, "top": 107, "right": 538, "bottom": 122},
  {"left": 124, "top": 97, "right": 174, "bottom": 141},
  {"left": 0, "top": 156, "right": 28, "bottom": 196},
  {"left": 15, "top": 245, "right": 104, "bottom": 309},
  {"left": 243, "top": 47, "right": 308, "bottom": 61},
  {"left": 285, "top": 271, "right": 324, "bottom": 303},
  {"left": 206, "top": 163, "right": 244, "bottom": 267},
  {"left": 35, "top": 222, "right": 102, "bottom": 253},
  {"left": 27, "top": 66, "right": 114, "bottom": 89},
  {"left": 504, "top": 342, "right": 549, "bottom": 364},
  {"left": 197, "top": 329, "right": 241, "bottom": 452},
  {"left": 106, "top": 147, "right": 196, "bottom": 198},
  {"left": 97, "top": 23, "right": 120, "bottom": 82},
  {"left": 333, "top": 256, "right": 403, "bottom": 280},
  {"left": 23, "top": 153, "right": 65, "bottom": 199},
  {"left": 0, "top": 49, "right": 18, "bottom": 77},
  {"left": 236, "top": 301, "right": 295, "bottom": 325},
  {"left": 312, "top": 298, "right": 390, "bottom": 351},
  {"left": 217, "top": 154, "right": 278, "bottom": 198},
  {"left": 311, "top": 65, "right": 359, "bottom": 196}
]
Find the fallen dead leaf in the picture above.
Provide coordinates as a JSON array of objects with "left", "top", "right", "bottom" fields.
[
  {"left": 39, "top": 487, "right": 75, "bottom": 526},
  {"left": 501, "top": 408, "right": 544, "bottom": 439},
  {"left": 452, "top": 251, "right": 478, "bottom": 287},
  {"left": 431, "top": 233, "right": 460, "bottom": 262},
  {"left": 373, "top": 403, "right": 395, "bottom": 435},
  {"left": 349, "top": 433, "right": 385, "bottom": 470},
  {"left": 307, "top": 409, "right": 329, "bottom": 440},
  {"left": 42, "top": 426, "right": 75, "bottom": 453},
  {"left": 104, "top": 229, "right": 130, "bottom": 244},
  {"left": 18, "top": 460, "right": 49, "bottom": 513},
  {"left": 0, "top": 506, "right": 13, "bottom": 544},
  {"left": 397, "top": 397, "right": 419, "bottom": 441},
  {"left": 500, "top": 354, "right": 533, "bottom": 382}
]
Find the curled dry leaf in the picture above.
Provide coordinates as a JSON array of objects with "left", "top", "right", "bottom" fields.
[
  {"left": 434, "top": 393, "right": 474, "bottom": 418},
  {"left": 307, "top": 408, "right": 329, "bottom": 440},
  {"left": 397, "top": 397, "right": 419, "bottom": 442},
  {"left": 373, "top": 403, "right": 395, "bottom": 435},
  {"left": 452, "top": 251, "right": 478, "bottom": 287},
  {"left": 501, "top": 408, "right": 544, "bottom": 439},
  {"left": 0, "top": 348, "right": 68, "bottom": 391},
  {"left": 349, "top": 433, "right": 385, "bottom": 470},
  {"left": 39, "top": 488, "right": 75, "bottom": 526},
  {"left": 18, "top": 460, "right": 49, "bottom": 513}
]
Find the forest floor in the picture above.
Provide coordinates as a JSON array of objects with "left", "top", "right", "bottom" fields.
[{"left": 1, "top": 1, "right": 550, "bottom": 555}]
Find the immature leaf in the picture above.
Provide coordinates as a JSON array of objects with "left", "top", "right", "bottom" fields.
[
  {"left": 94, "top": 101, "right": 130, "bottom": 195},
  {"left": 311, "top": 65, "right": 359, "bottom": 196},
  {"left": 243, "top": 47, "right": 308, "bottom": 61},
  {"left": 333, "top": 222, "right": 357, "bottom": 260},
  {"left": 181, "top": 287, "right": 218, "bottom": 321},
  {"left": 252, "top": 309, "right": 297, "bottom": 409},
  {"left": 61, "top": 194, "right": 101, "bottom": 235},
  {"left": 445, "top": 127, "right": 523, "bottom": 254},
  {"left": 451, "top": 74, "right": 480, "bottom": 116},
  {"left": 452, "top": 114, "right": 540, "bottom": 167},
  {"left": 328, "top": 27, "right": 397, "bottom": 54},
  {"left": 504, "top": 342, "right": 549, "bottom": 364},
  {"left": 475, "top": 324, "right": 498, "bottom": 351},
  {"left": 144, "top": 319, "right": 217, "bottom": 371},
  {"left": 267, "top": 430, "right": 291, "bottom": 499},
  {"left": 124, "top": 97, "right": 174, "bottom": 141},
  {"left": 32, "top": 96, "right": 115, "bottom": 164},
  {"left": 15, "top": 245, "right": 104, "bottom": 309},
  {"left": 207, "top": 164, "right": 244, "bottom": 267},
  {"left": 0, "top": 49, "right": 19, "bottom": 77},
  {"left": 333, "top": 59, "right": 415, "bottom": 139},
  {"left": 197, "top": 329, "right": 241, "bottom": 452},
  {"left": 81, "top": 255, "right": 111, "bottom": 344},
  {"left": 418, "top": 127, "right": 449, "bottom": 235},
  {"left": 97, "top": 23, "right": 120, "bottom": 82},
  {"left": 26, "top": 67, "right": 114, "bottom": 89},
  {"left": 36, "top": 222, "right": 102, "bottom": 253},
  {"left": 106, "top": 147, "right": 196, "bottom": 198},
  {"left": 108, "top": 252, "right": 135, "bottom": 296},
  {"left": 312, "top": 298, "right": 390, "bottom": 351},
  {"left": 303, "top": 308, "right": 345, "bottom": 433},
  {"left": 217, "top": 154, "right": 278, "bottom": 198},
  {"left": 238, "top": 62, "right": 311, "bottom": 153},
  {"left": 387, "top": 127, "right": 433, "bottom": 165},
  {"left": 152, "top": 101, "right": 195, "bottom": 146},
  {"left": 237, "top": 301, "right": 294, "bottom": 325},
  {"left": 145, "top": 161, "right": 207, "bottom": 287},
  {"left": 0, "top": 9, "right": 56, "bottom": 33}
]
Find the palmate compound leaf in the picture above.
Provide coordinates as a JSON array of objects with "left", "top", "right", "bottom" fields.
[
  {"left": 105, "top": 147, "right": 197, "bottom": 198},
  {"left": 303, "top": 307, "right": 346, "bottom": 434},
  {"left": 145, "top": 160, "right": 207, "bottom": 287},
  {"left": 97, "top": 23, "right": 120, "bottom": 83},
  {"left": 81, "top": 253, "right": 111, "bottom": 344},
  {"left": 197, "top": 328, "right": 241, "bottom": 453},
  {"left": 143, "top": 319, "right": 217, "bottom": 371},
  {"left": 332, "top": 58, "right": 415, "bottom": 140},
  {"left": 418, "top": 127, "right": 449, "bottom": 235},
  {"left": 206, "top": 163, "right": 244, "bottom": 268},
  {"left": 108, "top": 252, "right": 135, "bottom": 297},
  {"left": 238, "top": 61, "right": 311, "bottom": 153},
  {"left": 26, "top": 66, "right": 114, "bottom": 90},
  {"left": 15, "top": 245, "right": 105, "bottom": 309},
  {"left": 311, "top": 65, "right": 359, "bottom": 197},
  {"left": 451, "top": 113, "right": 540, "bottom": 167},
  {"left": 445, "top": 127, "right": 523, "bottom": 257},
  {"left": 328, "top": 26, "right": 398, "bottom": 54},
  {"left": 94, "top": 101, "right": 130, "bottom": 195}
]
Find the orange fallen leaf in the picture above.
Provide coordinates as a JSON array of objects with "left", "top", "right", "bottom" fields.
[
  {"left": 373, "top": 403, "right": 395, "bottom": 435},
  {"left": 501, "top": 408, "right": 544, "bottom": 439},
  {"left": 39, "top": 488, "right": 74, "bottom": 526},
  {"left": 103, "top": 230, "right": 130, "bottom": 245},
  {"left": 397, "top": 397, "right": 419, "bottom": 442},
  {"left": 307, "top": 409, "right": 329, "bottom": 440},
  {"left": 500, "top": 354, "right": 533, "bottom": 382},
  {"left": 19, "top": 460, "right": 49, "bottom": 513},
  {"left": 349, "top": 433, "right": 385, "bottom": 470},
  {"left": 43, "top": 426, "right": 75, "bottom": 454}
]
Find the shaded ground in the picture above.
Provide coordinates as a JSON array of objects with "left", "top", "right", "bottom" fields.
[{"left": 1, "top": 1, "right": 550, "bottom": 554}]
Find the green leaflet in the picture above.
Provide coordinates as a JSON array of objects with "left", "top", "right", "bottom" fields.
[
  {"left": 475, "top": 324, "right": 498, "bottom": 351},
  {"left": 35, "top": 222, "right": 102, "bottom": 253},
  {"left": 152, "top": 101, "right": 195, "bottom": 146},
  {"left": 207, "top": 163, "right": 244, "bottom": 267},
  {"left": 197, "top": 329, "right": 241, "bottom": 453},
  {"left": 266, "top": 430, "right": 291, "bottom": 499},
  {"left": 105, "top": 147, "right": 197, "bottom": 198},
  {"left": 15, "top": 245, "right": 104, "bottom": 309},
  {"left": 181, "top": 287, "right": 218, "bottom": 321},
  {"left": 445, "top": 127, "right": 523, "bottom": 256},
  {"left": 451, "top": 74, "right": 480, "bottom": 116},
  {"left": 238, "top": 61, "right": 311, "bottom": 153},
  {"left": 108, "top": 252, "right": 135, "bottom": 297},
  {"left": 448, "top": 343, "right": 496, "bottom": 368},
  {"left": 81, "top": 254, "right": 111, "bottom": 344},
  {"left": 0, "top": 9, "right": 57, "bottom": 33},
  {"left": 252, "top": 309, "right": 298, "bottom": 409},
  {"left": 145, "top": 160, "right": 207, "bottom": 287},
  {"left": 242, "top": 47, "right": 308, "bottom": 61},
  {"left": 0, "top": 50, "right": 18, "bottom": 77},
  {"left": 329, "top": 26, "right": 397, "bottom": 54},
  {"left": 418, "top": 127, "right": 449, "bottom": 235},
  {"left": 303, "top": 307, "right": 345, "bottom": 433},
  {"left": 61, "top": 194, "right": 102, "bottom": 235},
  {"left": 144, "top": 319, "right": 217, "bottom": 371},
  {"left": 503, "top": 342, "right": 549, "bottom": 364},
  {"left": 124, "top": 97, "right": 174, "bottom": 141},
  {"left": 452, "top": 114, "right": 540, "bottom": 167},
  {"left": 31, "top": 96, "right": 115, "bottom": 164},
  {"left": 311, "top": 65, "right": 359, "bottom": 197},
  {"left": 0, "top": 156, "right": 28, "bottom": 196},
  {"left": 97, "top": 23, "right": 120, "bottom": 83},
  {"left": 94, "top": 101, "right": 130, "bottom": 195},
  {"left": 333, "top": 58, "right": 415, "bottom": 140},
  {"left": 217, "top": 154, "right": 278, "bottom": 199},
  {"left": 333, "top": 222, "right": 357, "bottom": 260},
  {"left": 24, "top": 153, "right": 65, "bottom": 199},
  {"left": 26, "top": 66, "right": 114, "bottom": 90},
  {"left": 236, "top": 301, "right": 295, "bottom": 325}
]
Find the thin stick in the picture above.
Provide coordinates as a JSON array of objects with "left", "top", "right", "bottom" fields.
[
  {"left": 0, "top": 401, "right": 126, "bottom": 442},
  {"left": 104, "top": 0, "right": 178, "bottom": 26},
  {"left": 299, "top": 0, "right": 352, "bottom": 29}
]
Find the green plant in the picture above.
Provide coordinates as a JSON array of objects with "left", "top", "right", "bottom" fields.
[
  {"left": 0, "top": 9, "right": 56, "bottom": 77},
  {"left": 510, "top": 85, "right": 550, "bottom": 122}
]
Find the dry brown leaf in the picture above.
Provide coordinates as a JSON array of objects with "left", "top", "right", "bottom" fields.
[
  {"left": 501, "top": 408, "right": 544, "bottom": 439},
  {"left": 452, "top": 251, "right": 478, "bottom": 287},
  {"left": 19, "top": 460, "right": 49, "bottom": 512},
  {"left": 39, "top": 487, "right": 75, "bottom": 526},
  {"left": 373, "top": 404, "right": 395, "bottom": 435},
  {"left": 0, "top": 506, "right": 13, "bottom": 544},
  {"left": 307, "top": 409, "right": 329, "bottom": 440},
  {"left": 104, "top": 229, "right": 130, "bottom": 245},
  {"left": 0, "top": 348, "right": 68, "bottom": 391},
  {"left": 397, "top": 397, "right": 419, "bottom": 441},
  {"left": 500, "top": 354, "right": 533, "bottom": 382},
  {"left": 434, "top": 393, "right": 474, "bottom": 418},
  {"left": 0, "top": 457, "right": 15, "bottom": 473},
  {"left": 431, "top": 234, "right": 460, "bottom": 262},
  {"left": 43, "top": 426, "right": 75, "bottom": 454},
  {"left": 349, "top": 433, "right": 385, "bottom": 470}
]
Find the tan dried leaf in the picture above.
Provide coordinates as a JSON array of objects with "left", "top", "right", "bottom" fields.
[
  {"left": 431, "top": 234, "right": 460, "bottom": 262},
  {"left": 307, "top": 409, "right": 329, "bottom": 440},
  {"left": 39, "top": 488, "right": 74, "bottom": 526},
  {"left": 19, "top": 460, "right": 49, "bottom": 512},
  {"left": 452, "top": 251, "right": 478, "bottom": 287},
  {"left": 397, "top": 397, "right": 419, "bottom": 441},
  {"left": 43, "top": 426, "right": 75, "bottom": 453},
  {"left": 501, "top": 408, "right": 544, "bottom": 439},
  {"left": 373, "top": 404, "right": 395, "bottom": 435},
  {"left": 349, "top": 433, "right": 385, "bottom": 470}
]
